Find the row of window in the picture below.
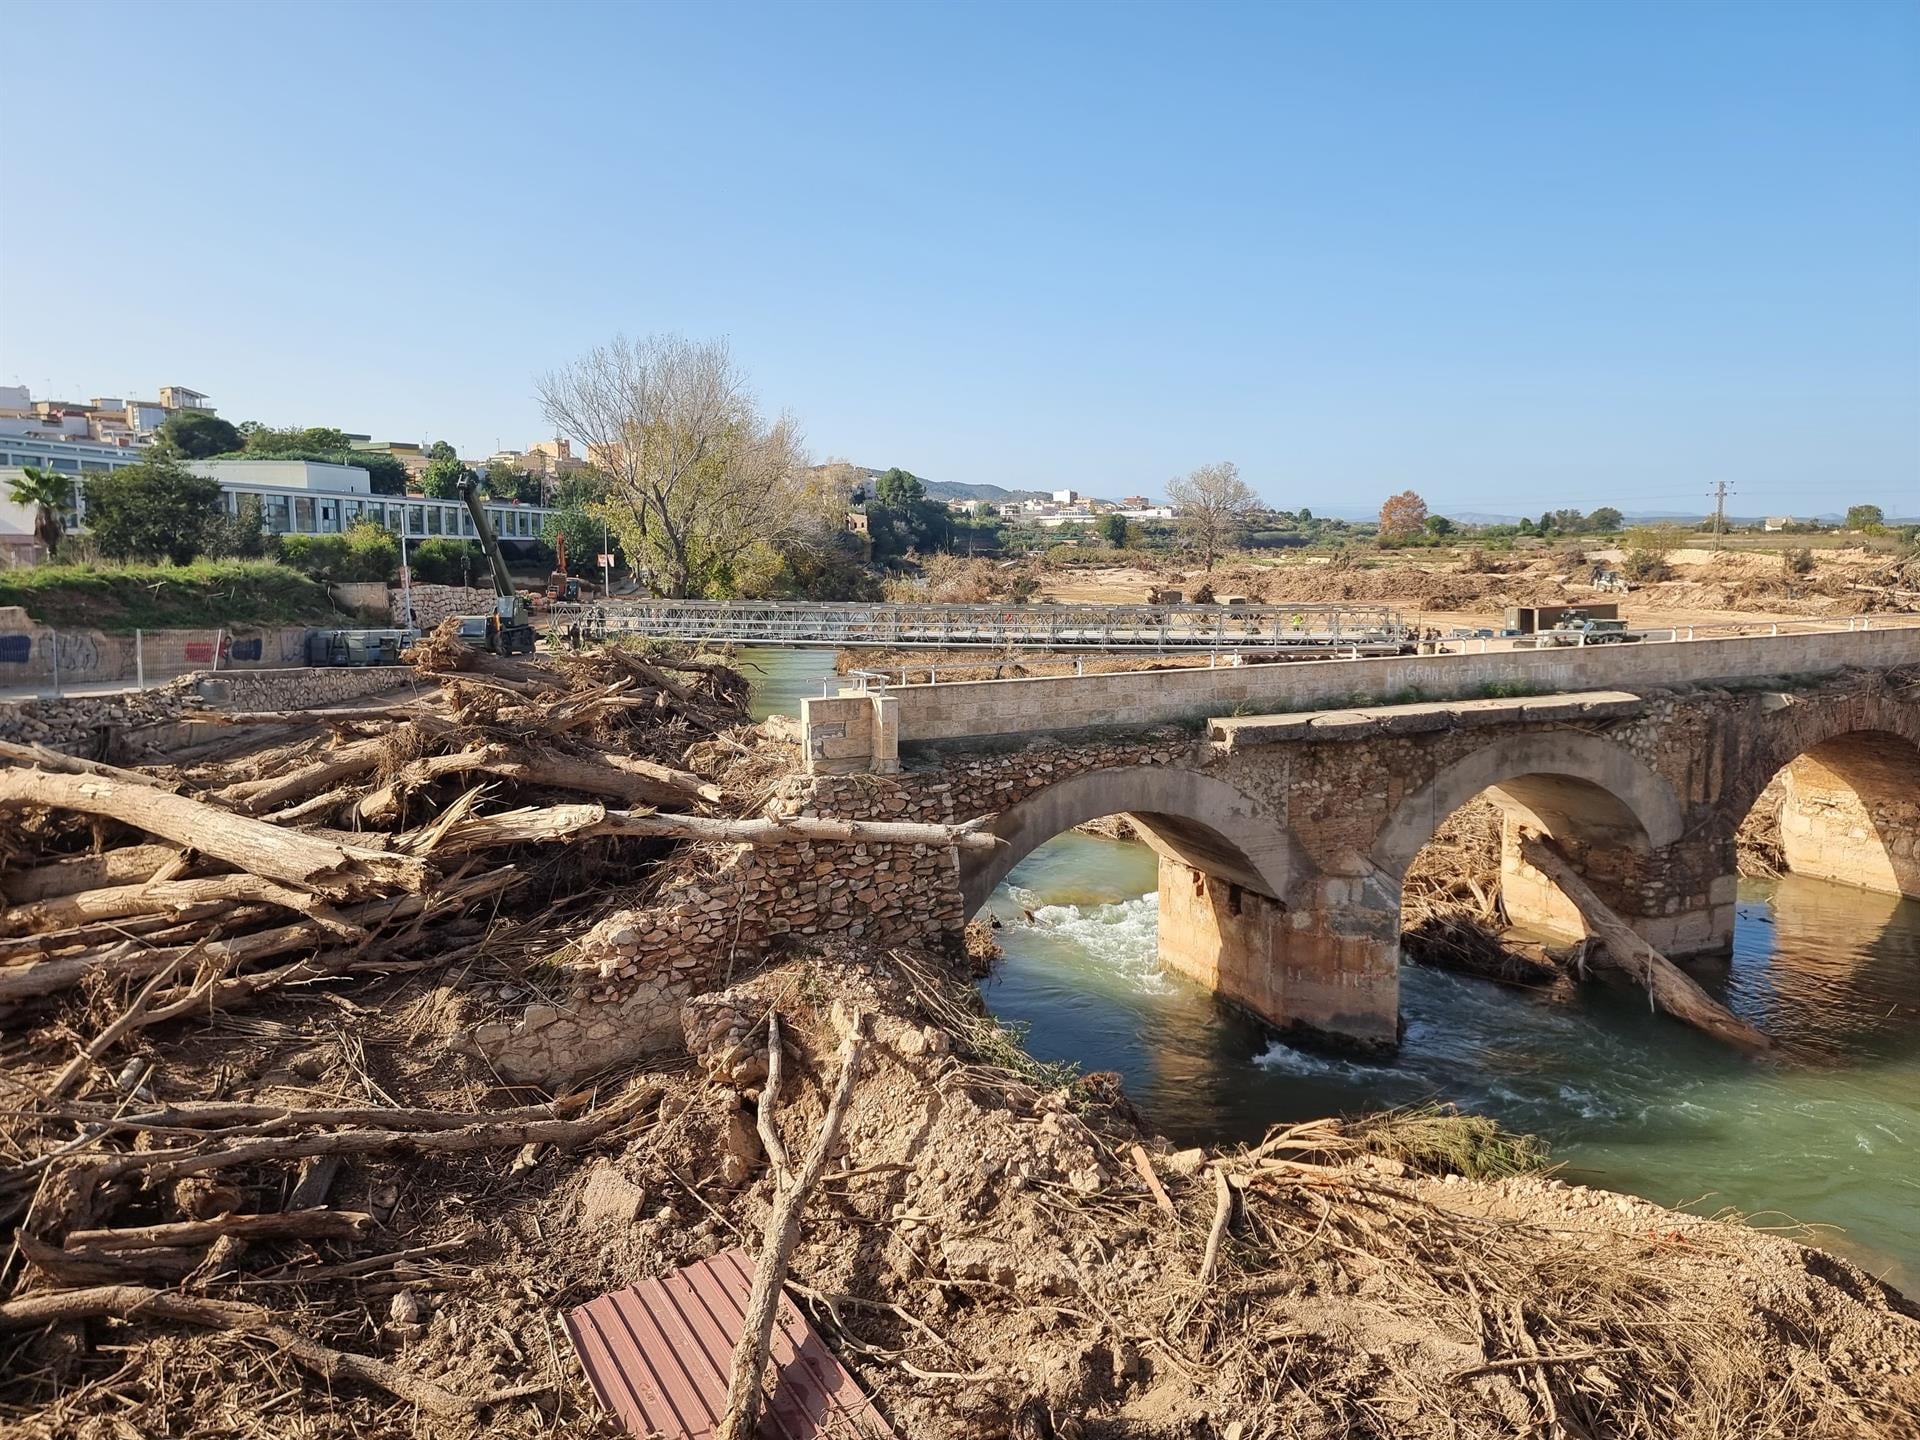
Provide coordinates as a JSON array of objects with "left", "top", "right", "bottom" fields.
[
  {"left": 223, "top": 489, "right": 550, "bottom": 541},
  {"left": 2, "top": 451, "right": 120, "bottom": 473}
]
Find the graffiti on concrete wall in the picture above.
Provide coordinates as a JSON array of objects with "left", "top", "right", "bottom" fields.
[
  {"left": 38, "top": 631, "right": 101, "bottom": 676},
  {"left": 0, "top": 634, "right": 30, "bottom": 665},
  {"left": 229, "top": 636, "right": 264, "bottom": 663}
]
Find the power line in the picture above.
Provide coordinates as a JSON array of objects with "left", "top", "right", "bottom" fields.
[{"left": 1708, "top": 479, "right": 1735, "bottom": 550}]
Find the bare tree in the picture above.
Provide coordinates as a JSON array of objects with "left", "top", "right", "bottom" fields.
[
  {"left": 537, "top": 335, "right": 823, "bottom": 597},
  {"left": 1166, "top": 461, "right": 1257, "bottom": 571}
]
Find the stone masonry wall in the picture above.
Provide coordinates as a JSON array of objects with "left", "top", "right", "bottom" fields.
[
  {"left": 390, "top": 585, "right": 498, "bottom": 630},
  {"left": 470, "top": 730, "right": 1200, "bottom": 1084},
  {"left": 0, "top": 667, "right": 418, "bottom": 754}
]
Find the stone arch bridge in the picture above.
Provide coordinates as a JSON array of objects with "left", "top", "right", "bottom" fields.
[{"left": 786, "top": 627, "right": 1920, "bottom": 1049}]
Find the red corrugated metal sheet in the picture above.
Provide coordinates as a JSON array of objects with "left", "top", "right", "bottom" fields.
[{"left": 564, "top": 1248, "right": 896, "bottom": 1439}]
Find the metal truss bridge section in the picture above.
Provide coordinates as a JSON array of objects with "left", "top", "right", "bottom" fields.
[{"left": 592, "top": 599, "right": 1410, "bottom": 652}]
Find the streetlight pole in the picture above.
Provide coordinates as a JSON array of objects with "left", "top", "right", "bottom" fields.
[{"left": 400, "top": 529, "right": 414, "bottom": 630}]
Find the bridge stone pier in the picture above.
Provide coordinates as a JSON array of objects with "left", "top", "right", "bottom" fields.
[{"left": 790, "top": 626, "right": 1920, "bottom": 1051}]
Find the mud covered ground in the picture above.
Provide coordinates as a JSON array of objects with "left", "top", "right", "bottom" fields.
[{"left": 7, "top": 935, "right": 1917, "bottom": 1439}]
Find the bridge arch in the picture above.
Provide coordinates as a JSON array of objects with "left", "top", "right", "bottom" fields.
[
  {"left": 1726, "top": 693, "right": 1920, "bottom": 900},
  {"left": 1723, "top": 691, "right": 1920, "bottom": 828},
  {"left": 1372, "top": 731, "right": 1686, "bottom": 885},
  {"left": 958, "top": 765, "right": 1295, "bottom": 916}
]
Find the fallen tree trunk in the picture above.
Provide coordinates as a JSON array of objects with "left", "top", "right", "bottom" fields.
[
  {"left": 1517, "top": 830, "right": 1773, "bottom": 1053},
  {"left": 425, "top": 803, "right": 1002, "bottom": 855},
  {"left": 65, "top": 1208, "right": 373, "bottom": 1252},
  {"left": 0, "top": 911, "right": 188, "bottom": 963},
  {"left": 37, "top": 1094, "right": 588, "bottom": 1134},
  {"left": 0, "top": 739, "right": 183, "bottom": 791},
  {"left": 197, "top": 704, "right": 434, "bottom": 727},
  {"left": 0, "top": 866, "right": 514, "bottom": 1004},
  {"left": 0, "top": 768, "right": 431, "bottom": 901},
  {"left": 488, "top": 752, "right": 726, "bottom": 809},
  {"left": 3, "top": 873, "right": 366, "bottom": 938},
  {"left": 0, "top": 1285, "right": 490, "bottom": 1418},
  {"left": 0, "top": 844, "right": 181, "bottom": 905},
  {"left": 81, "top": 1081, "right": 659, "bottom": 1187},
  {"left": 212, "top": 736, "right": 389, "bottom": 814}
]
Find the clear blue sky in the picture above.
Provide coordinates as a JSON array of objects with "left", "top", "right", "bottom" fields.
[{"left": 3, "top": 0, "right": 1916, "bottom": 517}]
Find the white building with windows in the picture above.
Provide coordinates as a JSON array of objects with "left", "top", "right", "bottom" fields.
[
  {"left": 189, "top": 461, "right": 557, "bottom": 544},
  {"left": 0, "top": 445, "right": 558, "bottom": 560}
]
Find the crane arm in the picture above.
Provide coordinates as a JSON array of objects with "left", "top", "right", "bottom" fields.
[{"left": 458, "top": 477, "right": 517, "bottom": 600}]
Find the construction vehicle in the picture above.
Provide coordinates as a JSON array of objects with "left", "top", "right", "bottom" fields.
[
  {"left": 1537, "top": 609, "right": 1643, "bottom": 646},
  {"left": 545, "top": 532, "right": 581, "bottom": 605},
  {"left": 306, "top": 628, "right": 418, "bottom": 666},
  {"left": 457, "top": 476, "right": 536, "bottom": 655}
]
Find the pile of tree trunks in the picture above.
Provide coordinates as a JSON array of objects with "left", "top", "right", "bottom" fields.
[
  {"left": 0, "top": 634, "right": 1001, "bottom": 1419},
  {"left": 1, "top": 636, "right": 992, "bottom": 1015}
]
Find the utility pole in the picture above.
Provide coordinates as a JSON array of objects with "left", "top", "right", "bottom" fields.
[{"left": 1708, "top": 479, "right": 1734, "bottom": 551}]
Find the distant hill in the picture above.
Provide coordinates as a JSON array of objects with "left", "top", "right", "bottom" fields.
[
  {"left": 923, "top": 480, "right": 1051, "bottom": 503},
  {"left": 807, "top": 464, "right": 1048, "bottom": 505}
]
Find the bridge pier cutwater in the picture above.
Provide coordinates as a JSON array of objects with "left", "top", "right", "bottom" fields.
[{"left": 784, "top": 629, "right": 1920, "bottom": 1052}]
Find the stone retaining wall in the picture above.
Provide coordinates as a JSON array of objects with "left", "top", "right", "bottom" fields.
[
  {"left": 390, "top": 584, "right": 497, "bottom": 630},
  {"left": 0, "top": 666, "right": 417, "bottom": 753},
  {"left": 0, "top": 610, "right": 313, "bottom": 686},
  {"left": 470, "top": 732, "right": 1198, "bottom": 1083}
]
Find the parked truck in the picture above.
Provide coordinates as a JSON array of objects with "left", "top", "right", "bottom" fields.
[{"left": 1536, "top": 610, "right": 1644, "bottom": 646}]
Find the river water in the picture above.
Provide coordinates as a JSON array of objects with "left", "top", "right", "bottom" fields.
[{"left": 742, "top": 648, "right": 1920, "bottom": 1292}]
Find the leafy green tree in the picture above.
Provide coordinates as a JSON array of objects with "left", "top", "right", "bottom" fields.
[
  {"left": 351, "top": 452, "right": 411, "bottom": 497},
  {"left": 1585, "top": 506, "right": 1624, "bottom": 532},
  {"left": 82, "top": 455, "right": 223, "bottom": 563},
  {"left": 1846, "top": 504, "right": 1885, "bottom": 530},
  {"left": 156, "top": 411, "right": 243, "bottom": 459},
  {"left": 1422, "top": 514, "right": 1455, "bottom": 537},
  {"left": 278, "top": 533, "right": 351, "bottom": 578},
  {"left": 244, "top": 425, "right": 352, "bottom": 455},
  {"left": 283, "top": 524, "right": 398, "bottom": 583},
  {"left": 343, "top": 519, "right": 399, "bottom": 582},
  {"left": 1621, "top": 523, "right": 1685, "bottom": 581},
  {"left": 1097, "top": 512, "right": 1131, "bottom": 547},
  {"left": 418, "top": 457, "right": 476, "bottom": 500},
  {"left": 202, "top": 496, "right": 275, "bottom": 559},
  {"left": 411, "top": 537, "right": 484, "bottom": 585},
  {"left": 6, "top": 466, "right": 73, "bottom": 559},
  {"left": 540, "top": 468, "right": 610, "bottom": 561},
  {"left": 484, "top": 461, "right": 539, "bottom": 503},
  {"left": 875, "top": 468, "right": 926, "bottom": 509},
  {"left": 427, "top": 440, "right": 459, "bottom": 463}
]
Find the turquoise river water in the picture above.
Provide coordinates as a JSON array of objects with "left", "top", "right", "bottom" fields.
[{"left": 742, "top": 648, "right": 1920, "bottom": 1292}]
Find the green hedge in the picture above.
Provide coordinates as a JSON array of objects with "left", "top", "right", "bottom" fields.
[{"left": 0, "top": 560, "right": 338, "bottom": 631}]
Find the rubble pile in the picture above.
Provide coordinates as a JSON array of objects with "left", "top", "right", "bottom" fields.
[{"left": 2, "top": 627, "right": 1916, "bottom": 1437}]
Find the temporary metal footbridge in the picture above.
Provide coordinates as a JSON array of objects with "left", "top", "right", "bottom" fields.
[{"left": 583, "top": 599, "right": 1412, "bottom": 653}]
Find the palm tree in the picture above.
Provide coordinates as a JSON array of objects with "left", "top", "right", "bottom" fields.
[{"left": 6, "top": 466, "right": 72, "bottom": 560}]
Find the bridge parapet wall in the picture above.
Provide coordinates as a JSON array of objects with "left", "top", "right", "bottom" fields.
[{"left": 872, "top": 625, "right": 1920, "bottom": 749}]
